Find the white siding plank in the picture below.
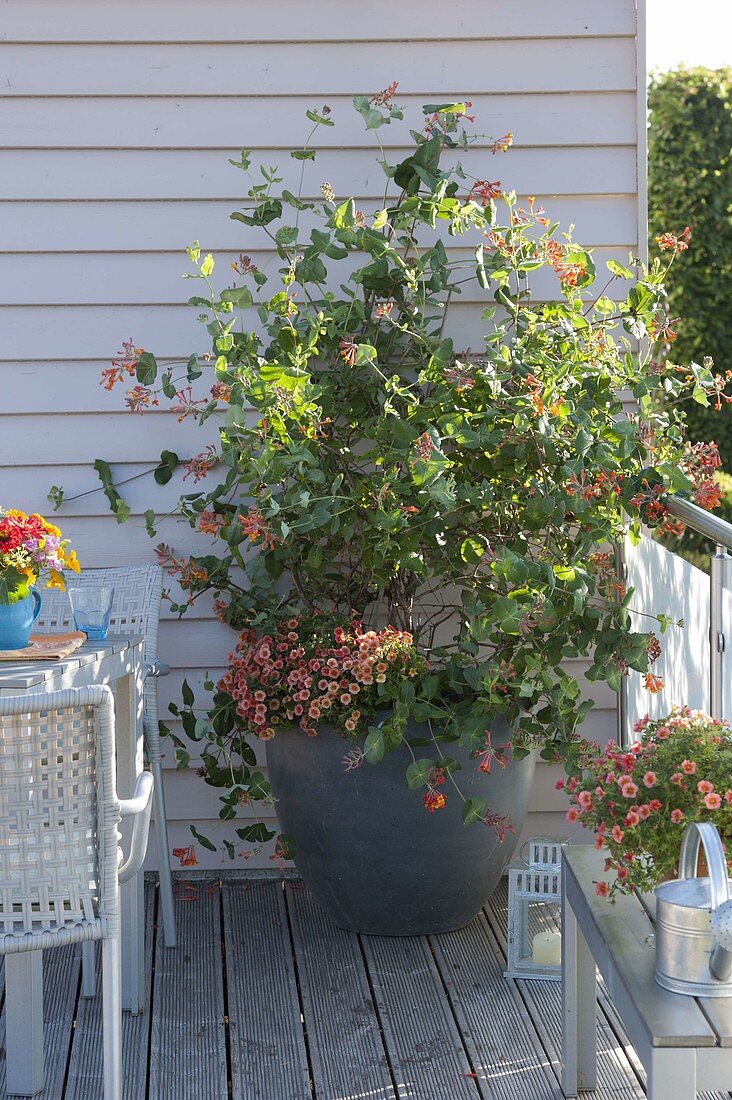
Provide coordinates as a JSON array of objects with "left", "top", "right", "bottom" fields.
[
  {"left": 1, "top": 246, "right": 637, "bottom": 305},
  {"left": 1, "top": 196, "right": 640, "bottom": 252},
  {"left": 0, "top": 0, "right": 638, "bottom": 43},
  {"left": 0, "top": 92, "right": 638, "bottom": 148},
  {"left": 0, "top": 40, "right": 636, "bottom": 97},
  {"left": 2, "top": 146, "right": 638, "bottom": 199},
  {"left": 0, "top": 295, "right": 635, "bottom": 359},
  {"left": 0, "top": 410, "right": 216, "bottom": 463}
]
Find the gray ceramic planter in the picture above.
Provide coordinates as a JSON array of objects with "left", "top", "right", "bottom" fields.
[{"left": 266, "top": 714, "right": 535, "bottom": 935}]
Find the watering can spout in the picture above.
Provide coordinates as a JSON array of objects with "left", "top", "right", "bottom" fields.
[{"left": 711, "top": 900, "right": 732, "bottom": 981}]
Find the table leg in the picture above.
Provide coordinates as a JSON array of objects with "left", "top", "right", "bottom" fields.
[
  {"left": 561, "top": 872, "right": 597, "bottom": 1095},
  {"left": 648, "top": 1048, "right": 696, "bottom": 1099},
  {"left": 114, "top": 656, "right": 146, "bottom": 1015},
  {"left": 5, "top": 951, "right": 44, "bottom": 1096}
]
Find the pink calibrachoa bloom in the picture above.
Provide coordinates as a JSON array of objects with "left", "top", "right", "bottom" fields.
[
  {"left": 595, "top": 881, "right": 610, "bottom": 898},
  {"left": 562, "top": 707, "right": 732, "bottom": 897},
  {"left": 566, "top": 808, "right": 580, "bottom": 823}
]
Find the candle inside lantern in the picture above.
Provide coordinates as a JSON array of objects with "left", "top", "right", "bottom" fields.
[{"left": 532, "top": 930, "right": 562, "bottom": 967}]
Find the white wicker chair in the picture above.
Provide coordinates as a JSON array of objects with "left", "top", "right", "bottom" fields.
[
  {"left": 0, "top": 686, "right": 153, "bottom": 1099},
  {"left": 37, "top": 564, "right": 177, "bottom": 951}
]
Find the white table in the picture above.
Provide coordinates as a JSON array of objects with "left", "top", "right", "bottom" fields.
[
  {"left": 562, "top": 845, "right": 732, "bottom": 1099},
  {"left": 0, "top": 635, "right": 146, "bottom": 1097}
]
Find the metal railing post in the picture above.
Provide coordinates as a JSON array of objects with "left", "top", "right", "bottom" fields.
[
  {"left": 616, "top": 540, "right": 629, "bottom": 747},
  {"left": 710, "top": 545, "right": 730, "bottom": 720}
]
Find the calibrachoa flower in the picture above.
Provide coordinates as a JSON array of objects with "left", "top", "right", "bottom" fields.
[
  {"left": 218, "top": 617, "right": 425, "bottom": 743},
  {"left": 565, "top": 708, "right": 732, "bottom": 897},
  {"left": 0, "top": 508, "right": 80, "bottom": 602}
]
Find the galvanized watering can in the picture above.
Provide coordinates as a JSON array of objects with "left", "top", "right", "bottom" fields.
[{"left": 655, "top": 821, "right": 732, "bottom": 996}]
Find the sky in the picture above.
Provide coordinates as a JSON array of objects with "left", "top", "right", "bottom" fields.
[{"left": 646, "top": 0, "right": 732, "bottom": 73}]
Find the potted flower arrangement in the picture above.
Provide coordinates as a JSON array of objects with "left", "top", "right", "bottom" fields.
[
  {"left": 562, "top": 708, "right": 732, "bottom": 899},
  {"left": 0, "top": 508, "right": 80, "bottom": 649},
  {"left": 85, "top": 88, "right": 728, "bottom": 934}
]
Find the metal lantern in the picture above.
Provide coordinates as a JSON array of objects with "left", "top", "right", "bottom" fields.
[{"left": 504, "top": 837, "right": 568, "bottom": 981}]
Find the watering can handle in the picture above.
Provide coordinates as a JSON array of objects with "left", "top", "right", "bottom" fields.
[{"left": 678, "top": 821, "right": 730, "bottom": 910}]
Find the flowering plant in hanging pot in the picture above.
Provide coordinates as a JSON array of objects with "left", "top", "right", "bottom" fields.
[
  {"left": 77, "top": 86, "right": 730, "bottom": 931},
  {"left": 0, "top": 509, "right": 80, "bottom": 650}
]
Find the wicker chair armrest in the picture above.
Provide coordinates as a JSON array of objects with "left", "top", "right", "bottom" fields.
[
  {"left": 118, "top": 771, "right": 154, "bottom": 885},
  {"left": 143, "top": 660, "right": 171, "bottom": 681}
]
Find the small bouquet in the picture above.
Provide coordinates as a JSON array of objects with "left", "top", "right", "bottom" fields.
[
  {"left": 0, "top": 508, "right": 80, "bottom": 604},
  {"left": 560, "top": 708, "right": 732, "bottom": 898}
]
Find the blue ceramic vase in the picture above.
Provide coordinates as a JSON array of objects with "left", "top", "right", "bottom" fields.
[{"left": 0, "top": 590, "right": 42, "bottom": 649}]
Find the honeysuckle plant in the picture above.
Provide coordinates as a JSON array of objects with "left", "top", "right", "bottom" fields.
[{"left": 75, "top": 87, "right": 730, "bottom": 857}]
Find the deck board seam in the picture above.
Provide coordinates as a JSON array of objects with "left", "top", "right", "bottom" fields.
[
  {"left": 218, "top": 885, "right": 235, "bottom": 1100},
  {"left": 143, "top": 882, "right": 159, "bottom": 1100},
  {"left": 58, "top": 950, "right": 83, "bottom": 1100},
  {"left": 355, "top": 931, "right": 403, "bottom": 1100},
  {"left": 282, "top": 883, "right": 317, "bottom": 1099}
]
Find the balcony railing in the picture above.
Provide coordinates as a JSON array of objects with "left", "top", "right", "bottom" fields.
[{"left": 621, "top": 496, "right": 732, "bottom": 744}]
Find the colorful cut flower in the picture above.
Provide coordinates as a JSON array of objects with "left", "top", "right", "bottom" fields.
[{"left": 0, "top": 508, "right": 80, "bottom": 604}]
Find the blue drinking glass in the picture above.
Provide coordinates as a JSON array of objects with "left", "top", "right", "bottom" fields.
[{"left": 68, "top": 586, "right": 114, "bottom": 640}]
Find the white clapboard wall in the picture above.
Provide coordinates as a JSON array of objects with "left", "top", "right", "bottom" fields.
[{"left": 0, "top": 0, "right": 644, "bottom": 866}]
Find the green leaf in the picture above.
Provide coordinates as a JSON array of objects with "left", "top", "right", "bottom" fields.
[
  {"left": 190, "top": 825, "right": 217, "bottom": 852},
  {"left": 353, "top": 95, "right": 390, "bottom": 130},
  {"left": 405, "top": 758, "right": 438, "bottom": 790},
  {"left": 93, "top": 458, "right": 130, "bottom": 524},
  {"left": 220, "top": 285, "right": 253, "bottom": 308},
  {"left": 364, "top": 727, "right": 385, "bottom": 764},
  {"left": 47, "top": 484, "right": 64, "bottom": 510},
  {"left": 200, "top": 253, "right": 215, "bottom": 278},
  {"left": 462, "top": 797, "right": 488, "bottom": 825},
  {"left": 228, "top": 150, "right": 251, "bottom": 171},
  {"left": 606, "top": 259, "right": 633, "bottom": 279},
  {"left": 461, "top": 537, "right": 484, "bottom": 564},
  {"left": 235, "top": 823, "right": 276, "bottom": 844},
  {"left": 135, "top": 351, "right": 158, "bottom": 386},
  {"left": 181, "top": 679, "right": 195, "bottom": 707},
  {"left": 306, "top": 108, "right": 334, "bottom": 127},
  {"left": 230, "top": 199, "right": 283, "bottom": 227},
  {"left": 154, "top": 449, "right": 179, "bottom": 485},
  {"left": 372, "top": 208, "right": 388, "bottom": 230},
  {"left": 291, "top": 148, "right": 316, "bottom": 161},
  {"left": 0, "top": 566, "right": 29, "bottom": 606}
]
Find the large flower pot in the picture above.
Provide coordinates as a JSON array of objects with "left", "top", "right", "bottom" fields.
[
  {"left": 267, "top": 714, "right": 535, "bottom": 935},
  {"left": 0, "top": 590, "right": 41, "bottom": 650}
]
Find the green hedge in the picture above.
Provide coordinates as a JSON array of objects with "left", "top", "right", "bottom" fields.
[{"left": 648, "top": 68, "right": 732, "bottom": 463}]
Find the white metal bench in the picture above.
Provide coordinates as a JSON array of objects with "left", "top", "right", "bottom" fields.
[{"left": 562, "top": 844, "right": 732, "bottom": 1098}]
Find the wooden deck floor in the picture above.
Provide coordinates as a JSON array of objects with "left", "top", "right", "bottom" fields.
[{"left": 0, "top": 873, "right": 728, "bottom": 1100}]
